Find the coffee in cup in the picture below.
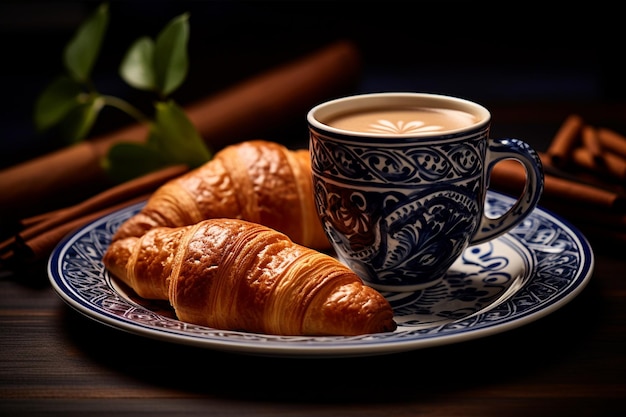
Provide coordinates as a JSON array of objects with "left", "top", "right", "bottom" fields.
[{"left": 323, "top": 107, "right": 477, "bottom": 134}]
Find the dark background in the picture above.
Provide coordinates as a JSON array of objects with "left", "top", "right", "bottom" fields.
[{"left": 1, "top": 0, "right": 624, "bottom": 169}]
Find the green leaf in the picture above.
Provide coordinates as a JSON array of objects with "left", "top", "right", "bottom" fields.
[
  {"left": 59, "top": 96, "right": 104, "bottom": 143},
  {"left": 149, "top": 100, "right": 211, "bottom": 167},
  {"left": 34, "top": 75, "right": 83, "bottom": 131},
  {"left": 103, "top": 142, "right": 170, "bottom": 183},
  {"left": 119, "top": 36, "right": 156, "bottom": 91},
  {"left": 154, "top": 13, "right": 189, "bottom": 96},
  {"left": 63, "top": 2, "right": 109, "bottom": 82}
]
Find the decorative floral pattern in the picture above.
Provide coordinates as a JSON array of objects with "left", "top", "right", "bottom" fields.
[
  {"left": 310, "top": 129, "right": 488, "bottom": 289},
  {"left": 310, "top": 130, "right": 485, "bottom": 185}
]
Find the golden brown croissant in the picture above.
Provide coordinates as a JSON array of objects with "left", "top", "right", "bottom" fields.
[
  {"left": 111, "top": 140, "right": 330, "bottom": 250},
  {"left": 103, "top": 218, "right": 396, "bottom": 336}
]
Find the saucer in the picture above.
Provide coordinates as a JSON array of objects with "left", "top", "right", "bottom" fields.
[{"left": 48, "top": 191, "right": 594, "bottom": 358}]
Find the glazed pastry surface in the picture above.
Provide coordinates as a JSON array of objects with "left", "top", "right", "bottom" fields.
[
  {"left": 103, "top": 219, "right": 396, "bottom": 336},
  {"left": 112, "top": 140, "right": 330, "bottom": 250}
]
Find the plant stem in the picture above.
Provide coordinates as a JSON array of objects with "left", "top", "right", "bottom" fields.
[{"left": 101, "top": 95, "right": 150, "bottom": 123}]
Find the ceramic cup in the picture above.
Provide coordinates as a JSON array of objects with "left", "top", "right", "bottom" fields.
[{"left": 308, "top": 92, "right": 544, "bottom": 292}]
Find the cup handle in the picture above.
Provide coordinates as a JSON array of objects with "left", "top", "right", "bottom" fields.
[{"left": 470, "top": 138, "right": 544, "bottom": 245}]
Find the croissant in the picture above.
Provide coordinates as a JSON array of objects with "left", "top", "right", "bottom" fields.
[
  {"left": 103, "top": 218, "right": 396, "bottom": 336},
  {"left": 111, "top": 140, "right": 330, "bottom": 250}
]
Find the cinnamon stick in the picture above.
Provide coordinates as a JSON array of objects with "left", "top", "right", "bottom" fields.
[
  {"left": 546, "top": 114, "right": 584, "bottom": 168},
  {"left": 572, "top": 147, "right": 626, "bottom": 182},
  {"left": 0, "top": 40, "right": 361, "bottom": 219},
  {"left": 0, "top": 165, "right": 187, "bottom": 258},
  {"left": 18, "top": 165, "right": 185, "bottom": 241},
  {"left": 490, "top": 158, "right": 626, "bottom": 211},
  {"left": 20, "top": 206, "right": 71, "bottom": 228},
  {"left": 603, "top": 151, "right": 626, "bottom": 182},
  {"left": 581, "top": 125, "right": 605, "bottom": 165},
  {"left": 3, "top": 194, "right": 150, "bottom": 262},
  {"left": 597, "top": 127, "right": 626, "bottom": 159}
]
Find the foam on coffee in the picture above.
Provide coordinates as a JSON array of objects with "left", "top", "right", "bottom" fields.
[{"left": 324, "top": 107, "right": 478, "bottom": 134}]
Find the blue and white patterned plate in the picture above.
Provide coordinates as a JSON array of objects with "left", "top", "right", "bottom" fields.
[{"left": 48, "top": 191, "right": 593, "bottom": 358}]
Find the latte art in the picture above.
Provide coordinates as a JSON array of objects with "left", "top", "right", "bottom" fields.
[
  {"left": 368, "top": 119, "right": 443, "bottom": 134},
  {"left": 325, "top": 108, "right": 478, "bottom": 135}
]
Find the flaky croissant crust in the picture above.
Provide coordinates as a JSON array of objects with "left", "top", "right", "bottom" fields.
[
  {"left": 103, "top": 218, "right": 396, "bottom": 336},
  {"left": 111, "top": 140, "right": 330, "bottom": 250}
]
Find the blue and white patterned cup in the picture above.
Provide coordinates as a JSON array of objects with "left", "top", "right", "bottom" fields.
[{"left": 308, "top": 92, "right": 544, "bottom": 292}]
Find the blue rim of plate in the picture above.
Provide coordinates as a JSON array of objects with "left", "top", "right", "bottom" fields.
[{"left": 48, "top": 190, "right": 594, "bottom": 358}]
